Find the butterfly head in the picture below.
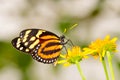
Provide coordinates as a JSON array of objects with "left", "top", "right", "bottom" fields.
[{"left": 60, "top": 35, "right": 66, "bottom": 45}]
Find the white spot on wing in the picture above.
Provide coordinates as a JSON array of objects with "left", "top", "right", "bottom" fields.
[
  {"left": 16, "top": 44, "right": 20, "bottom": 48},
  {"left": 51, "top": 60, "right": 54, "bottom": 62},
  {"left": 25, "top": 49, "right": 29, "bottom": 52},
  {"left": 24, "top": 42, "right": 28, "bottom": 46},
  {"left": 40, "top": 59, "right": 43, "bottom": 61},
  {"left": 34, "top": 50, "right": 37, "bottom": 53},
  {"left": 19, "top": 47, "right": 23, "bottom": 50},
  {"left": 49, "top": 60, "right": 51, "bottom": 63}
]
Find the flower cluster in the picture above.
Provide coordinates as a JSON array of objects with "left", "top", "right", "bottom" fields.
[
  {"left": 83, "top": 35, "right": 117, "bottom": 61},
  {"left": 56, "top": 35, "right": 118, "bottom": 80},
  {"left": 57, "top": 35, "right": 118, "bottom": 65},
  {"left": 57, "top": 46, "right": 88, "bottom": 66}
]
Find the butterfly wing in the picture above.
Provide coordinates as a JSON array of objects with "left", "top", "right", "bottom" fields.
[
  {"left": 30, "top": 30, "right": 63, "bottom": 64},
  {"left": 12, "top": 29, "right": 64, "bottom": 64}
]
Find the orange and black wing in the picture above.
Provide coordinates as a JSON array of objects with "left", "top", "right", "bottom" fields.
[{"left": 11, "top": 29, "right": 63, "bottom": 64}]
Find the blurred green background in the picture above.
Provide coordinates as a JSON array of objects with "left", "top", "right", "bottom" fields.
[{"left": 0, "top": 0, "right": 120, "bottom": 80}]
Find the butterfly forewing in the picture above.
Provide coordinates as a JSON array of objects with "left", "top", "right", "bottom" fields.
[
  {"left": 11, "top": 37, "right": 29, "bottom": 53},
  {"left": 11, "top": 29, "right": 64, "bottom": 64}
]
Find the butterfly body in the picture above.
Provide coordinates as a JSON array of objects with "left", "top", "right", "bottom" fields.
[{"left": 12, "top": 29, "right": 66, "bottom": 64}]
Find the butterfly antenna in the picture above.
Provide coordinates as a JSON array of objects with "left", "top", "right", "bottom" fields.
[
  {"left": 69, "top": 23, "right": 78, "bottom": 30},
  {"left": 63, "top": 23, "right": 78, "bottom": 34},
  {"left": 63, "top": 23, "right": 78, "bottom": 46},
  {"left": 63, "top": 28, "right": 67, "bottom": 33}
]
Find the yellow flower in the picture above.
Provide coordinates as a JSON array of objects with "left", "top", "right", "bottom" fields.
[
  {"left": 57, "top": 46, "right": 88, "bottom": 66},
  {"left": 83, "top": 35, "right": 118, "bottom": 61}
]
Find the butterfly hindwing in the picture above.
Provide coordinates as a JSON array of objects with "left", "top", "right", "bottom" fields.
[{"left": 31, "top": 38, "right": 63, "bottom": 64}]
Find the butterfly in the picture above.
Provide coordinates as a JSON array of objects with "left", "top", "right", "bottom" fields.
[{"left": 11, "top": 29, "right": 69, "bottom": 64}]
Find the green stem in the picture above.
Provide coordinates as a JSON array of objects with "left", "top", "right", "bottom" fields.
[
  {"left": 106, "top": 51, "right": 115, "bottom": 80},
  {"left": 75, "top": 61, "right": 86, "bottom": 80},
  {"left": 102, "top": 57, "right": 109, "bottom": 80}
]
